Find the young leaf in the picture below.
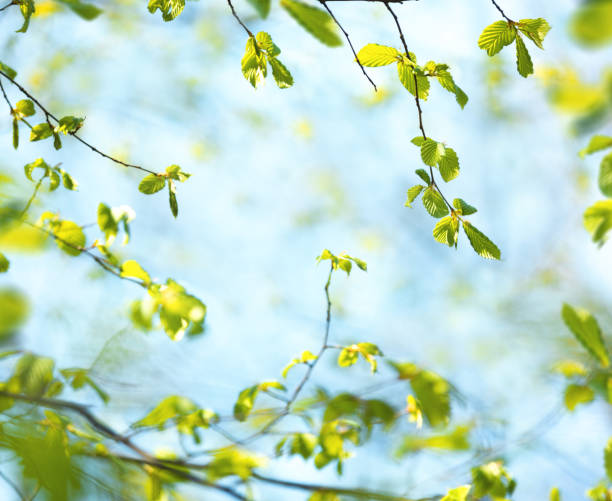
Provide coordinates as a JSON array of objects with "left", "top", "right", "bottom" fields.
[
  {"left": 356, "top": 44, "right": 400, "bottom": 67},
  {"left": 405, "top": 185, "right": 424, "bottom": 208},
  {"left": 56, "top": 0, "right": 103, "bottom": 20},
  {"left": 433, "top": 216, "right": 459, "bottom": 247},
  {"left": 579, "top": 135, "right": 612, "bottom": 158},
  {"left": 15, "top": 99, "right": 35, "bottom": 117},
  {"left": 422, "top": 188, "right": 449, "bottom": 218},
  {"left": 438, "top": 148, "right": 460, "bottom": 182},
  {"left": 247, "top": 0, "right": 271, "bottom": 18},
  {"left": 415, "top": 168, "right": 431, "bottom": 184},
  {"left": 584, "top": 200, "right": 612, "bottom": 246},
  {"left": 421, "top": 139, "right": 445, "bottom": 167},
  {"left": 462, "top": 221, "right": 500, "bottom": 260},
  {"left": 398, "top": 60, "right": 430, "bottom": 100},
  {"left": 561, "top": 303, "right": 610, "bottom": 367},
  {"left": 168, "top": 179, "right": 179, "bottom": 218},
  {"left": 0, "top": 252, "right": 9, "bottom": 273},
  {"left": 0, "top": 61, "right": 17, "bottom": 79},
  {"left": 54, "top": 221, "right": 86, "bottom": 256},
  {"left": 410, "top": 369, "right": 450, "bottom": 427},
  {"left": 441, "top": 485, "right": 471, "bottom": 501},
  {"left": 515, "top": 34, "right": 533, "bottom": 78},
  {"left": 56, "top": 116, "right": 84, "bottom": 134},
  {"left": 564, "top": 384, "right": 594, "bottom": 411},
  {"left": 605, "top": 437, "right": 612, "bottom": 482},
  {"left": 436, "top": 69, "right": 469, "bottom": 109},
  {"left": 280, "top": 0, "right": 342, "bottom": 47},
  {"left": 148, "top": 0, "right": 185, "bottom": 21},
  {"left": 139, "top": 174, "right": 166, "bottom": 194},
  {"left": 120, "top": 260, "right": 151, "bottom": 285},
  {"left": 478, "top": 20, "right": 516, "bottom": 56},
  {"left": 452, "top": 198, "right": 477, "bottom": 215},
  {"left": 12, "top": 119, "right": 18, "bottom": 149},
  {"left": 269, "top": 57, "right": 294, "bottom": 89},
  {"left": 242, "top": 36, "right": 267, "bottom": 88},
  {"left": 518, "top": 18, "right": 551, "bottom": 49},
  {"left": 599, "top": 153, "right": 612, "bottom": 197},
  {"left": 30, "top": 123, "right": 53, "bottom": 142}
]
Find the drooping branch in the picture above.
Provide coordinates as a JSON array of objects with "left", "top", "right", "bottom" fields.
[
  {"left": 319, "top": 1, "right": 378, "bottom": 91},
  {"left": 0, "top": 70, "right": 156, "bottom": 175}
]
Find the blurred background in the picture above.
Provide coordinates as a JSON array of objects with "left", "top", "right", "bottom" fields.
[{"left": 0, "top": 0, "right": 612, "bottom": 499}]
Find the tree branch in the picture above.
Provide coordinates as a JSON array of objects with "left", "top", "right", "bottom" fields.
[
  {"left": 490, "top": 0, "right": 513, "bottom": 23},
  {"left": 0, "top": 70, "right": 156, "bottom": 175},
  {"left": 319, "top": 1, "right": 378, "bottom": 91},
  {"left": 227, "top": 0, "right": 253, "bottom": 37}
]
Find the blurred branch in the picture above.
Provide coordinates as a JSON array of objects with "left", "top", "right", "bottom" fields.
[
  {"left": 0, "top": 1, "right": 16, "bottom": 13},
  {"left": 0, "top": 70, "right": 156, "bottom": 175},
  {"left": 227, "top": 0, "right": 253, "bottom": 37}
]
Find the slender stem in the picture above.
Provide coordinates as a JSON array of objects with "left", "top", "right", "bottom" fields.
[
  {"left": 319, "top": 1, "right": 377, "bottom": 91},
  {"left": 19, "top": 176, "right": 45, "bottom": 219},
  {"left": 0, "top": 79, "right": 13, "bottom": 114},
  {"left": 227, "top": 0, "right": 253, "bottom": 37},
  {"left": 0, "top": 0, "right": 15, "bottom": 13},
  {"left": 0, "top": 70, "right": 156, "bottom": 175},
  {"left": 490, "top": 0, "right": 513, "bottom": 23}
]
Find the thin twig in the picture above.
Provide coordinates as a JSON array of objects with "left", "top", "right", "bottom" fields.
[
  {"left": 319, "top": 1, "right": 377, "bottom": 91},
  {"left": 0, "top": 70, "right": 156, "bottom": 175},
  {"left": 227, "top": 0, "right": 253, "bottom": 37},
  {"left": 0, "top": 0, "right": 15, "bottom": 13},
  {"left": 383, "top": 2, "right": 454, "bottom": 211},
  {"left": 490, "top": 0, "right": 513, "bottom": 23}
]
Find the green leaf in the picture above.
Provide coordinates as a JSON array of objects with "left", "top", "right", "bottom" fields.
[
  {"left": 599, "top": 153, "right": 612, "bottom": 197},
  {"left": 0, "top": 61, "right": 17, "bottom": 79},
  {"left": 397, "top": 60, "right": 429, "bottom": 100},
  {"left": 564, "top": 384, "right": 594, "bottom": 411},
  {"left": 405, "top": 185, "right": 424, "bottom": 208},
  {"left": 421, "top": 139, "right": 445, "bottom": 167},
  {"left": 54, "top": 221, "right": 86, "bottom": 256},
  {"left": 518, "top": 18, "right": 551, "bottom": 49},
  {"left": 438, "top": 147, "right": 460, "bottom": 182},
  {"left": 580, "top": 135, "right": 612, "bottom": 158},
  {"left": 433, "top": 216, "right": 459, "bottom": 247},
  {"left": 289, "top": 433, "right": 317, "bottom": 459},
  {"left": 17, "top": 0, "right": 35, "bottom": 33},
  {"left": 415, "top": 168, "right": 430, "bottom": 184},
  {"left": 515, "top": 34, "right": 533, "bottom": 78},
  {"left": 15, "top": 99, "right": 35, "bottom": 117},
  {"left": 584, "top": 200, "right": 612, "bottom": 246},
  {"left": 462, "top": 221, "right": 500, "bottom": 260},
  {"left": 411, "top": 136, "right": 425, "bottom": 147},
  {"left": 48, "top": 170, "right": 61, "bottom": 191},
  {"left": 411, "top": 369, "right": 450, "bottom": 427},
  {"left": 478, "top": 20, "right": 516, "bottom": 56},
  {"left": 53, "top": 132, "right": 62, "bottom": 150},
  {"left": 356, "top": 44, "right": 400, "bottom": 67},
  {"left": 435, "top": 68, "right": 468, "bottom": 109},
  {"left": 570, "top": 2, "right": 612, "bottom": 47},
  {"left": 56, "top": 116, "right": 84, "bottom": 135},
  {"left": 282, "top": 350, "right": 317, "bottom": 378},
  {"left": 422, "top": 188, "right": 449, "bottom": 218},
  {"left": 452, "top": 198, "right": 477, "bottom": 215},
  {"left": 561, "top": 303, "right": 610, "bottom": 367},
  {"left": 256, "top": 31, "right": 281, "bottom": 56},
  {"left": 0, "top": 252, "right": 9, "bottom": 273},
  {"left": 147, "top": 0, "right": 185, "bottom": 21},
  {"left": 268, "top": 57, "right": 294, "bottom": 89},
  {"left": 139, "top": 174, "right": 166, "bottom": 194},
  {"left": 550, "top": 487, "right": 561, "bottom": 501},
  {"left": 120, "top": 260, "right": 151, "bottom": 285},
  {"left": 247, "top": 0, "right": 271, "bottom": 18},
  {"left": 61, "top": 170, "right": 78, "bottom": 191},
  {"left": 280, "top": 0, "right": 342, "bottom": 47},
  {"left": 24, "top": 158, "right": 49, "bottom": 182},
  {"left": 441, "top": 485, "right": 471, "bottom": 501},
  {"left": 168, "top": 179, "right": 178, "bottom": 217},
  {"left": 605, "top": 438, "right": 612, "bottom": 482},
  {"left": 233, "top": 381, "right": 285, "bottom": 421},
  {"left": 242, "top": 36, "right": 267, "bottom": 88},
  {"left": 30, "top": 123, "right": 53, "bottom": 142},
  {"left": 56, "top": 0, "right": 103, "bottom": 20},
  {"left": 12, "top": 119, "right": 18, "bottom": 149}
]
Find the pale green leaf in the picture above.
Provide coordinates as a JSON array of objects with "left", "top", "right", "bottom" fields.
[
  {"left": 564, "top": 384, "right": 594, "bottom": 411},
  {"left": 15, "top": 99, "right": 35, "bottom": 117},
  {"left": 138, "top": 174, "right": 166, "bottom": 194},
  {"left": 515, "top": 34, "right": 533, "bottom": 78},
  {"left": 0, "top": 61, "right": 17, "bottom": 80},
  {"left": 452, "top": 198, "right": 477, "bottom": 215},
  {"left": 422, "top": 188, "right": 449, "bottom": 218},
  {"left": 356, "top": 44, "right": 400, "bottom": 67},
  {"left": 415, "top": 168, "right": 430, "bottom": 184},
  {"left": 579, "top": 135, "right": 612, "bottom": 158},
  {"left": 478, "top": 20, "right": 516, "bottom": 56},
  {"left": 599, "top": 153, "right": 612, "bottom": 197},
  {"left": 441, "top": 485, "right": 471, "bottom": 501},
  {"left": 280, "top": 0, "right": 342, "bottom": 47},
  {"left": 30, "top": 123, "right": 53, "bottom": 142},
  {"left": 120, "top": 260, "right": 151, "bottom": 284},
  {"left": 421, "top": 139, "right": 445, "bottom": 167},
  {"left": 433, "top": 216, "right": 459, "bottom": 247},
  {"left": 0, "top": 252, "right": 8, "bottom": 273},
  {"left": 518, "top": 18, "right": 551, "bottom": 49},
  {"left": 398, "top": 60, "right": 429, "bottom": 99},
  {"left": 148, "top": 0, "right": 185, "bottom": 21},
  {"left": 405, "top": 185, "right": 424, "bottom": 207},
  {"left": 269, "top": 57, "right": 294, "bottom": 89},
  {"left": 54, "top": 221, "right": 86, "bottom": 256},
  {"left": 561, "top": 303, "right": 610, "bottom": 367},
  {"left": 462, "top": 221, "right": 500, "bottom": 260},
  {"left": 438, "top": 147, "right": 460, "bottom": 182},
  {"left": 584, "top": 200, "right": 612, "bottom": 246}
]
